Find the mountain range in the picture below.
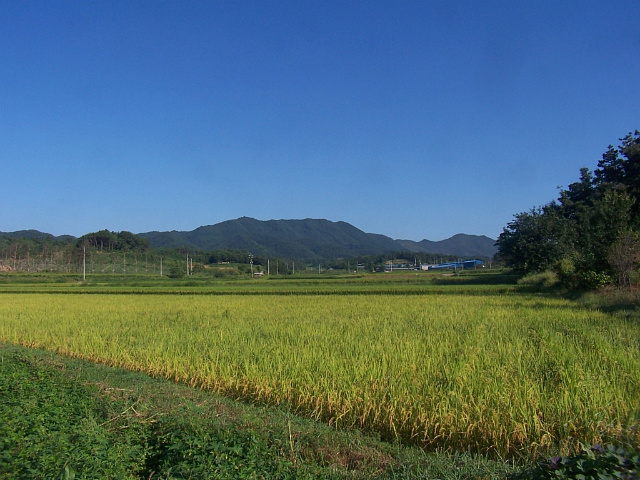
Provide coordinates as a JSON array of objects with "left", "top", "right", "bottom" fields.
[
  {"left": 138, "top": 217, "right": 497, "bottom": 260},
  {"left": 2, "top": 217, "right": 497, "bottom": 260}
]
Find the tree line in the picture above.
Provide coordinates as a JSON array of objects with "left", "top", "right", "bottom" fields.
[
  {"left": 1, "top": 230, "right": 151, "bottom": 273},
  {"left": 1, "top": 229, "right": 483, "bottom": 276},
  {"left": 77, "top": 230, "right": 150, "bottom": 252},
  {"left": 496, "top": 130, "right": 640, "bottom": 288}
]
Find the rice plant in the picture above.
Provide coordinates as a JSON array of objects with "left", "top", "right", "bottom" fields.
[{"left": 1, "top": 290, "right": 638, "bottom": 458}]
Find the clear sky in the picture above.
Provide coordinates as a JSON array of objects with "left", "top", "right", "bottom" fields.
[{"left": 1, "top": 1, "right": 638, "bottom": 241}]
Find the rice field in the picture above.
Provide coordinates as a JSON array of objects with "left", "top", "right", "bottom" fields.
[{"left": 1, "top": 278, "right": 638, "bottom": 458}]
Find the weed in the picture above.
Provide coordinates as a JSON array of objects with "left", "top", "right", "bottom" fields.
[{"left": 510, "top": 443, "right": 639, "bottom": 479}]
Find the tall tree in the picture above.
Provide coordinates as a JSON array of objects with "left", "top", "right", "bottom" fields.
[
  {"left": 497, "top": 203, "right": 575, "bottom": 273},
  {"left": 595, "top": 130, "right": 640, "bottom": 222},
  {"left": 497, "top": 130, "right": 639, "bottom": 287}
]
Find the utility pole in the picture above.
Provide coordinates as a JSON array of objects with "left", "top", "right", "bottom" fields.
[
  {"left": 249, "top": 254, "right": 253, "bottom": 276},
  {"left": 82, "top": 245, "right": 86, "bottom": 281}
]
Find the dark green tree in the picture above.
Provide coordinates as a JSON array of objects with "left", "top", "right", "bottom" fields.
[
  {"left": 497, "top": 130, "right": 639, "bottom": 287},
  {"left": 78, "top": 230, "right": 117, "bottom": 251},
  {"left": 595, "top": 130, "right": 640, "bottom": 221},
  {"left": 497, "top": 203, "right": 575, "bottom": 273},
  {"left": 77, "top": 230, "right": 149, "bottom": 252},
  {"left": 574, "top": 187, "right": 634, "bottom": 273}
]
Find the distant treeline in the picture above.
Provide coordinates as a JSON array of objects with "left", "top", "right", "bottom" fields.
[
  {"left": 0, "top": 230, "right": 153, "bottom": 274},
  {"left": 1, "top": 230, "right": 489, "bottom": 275}
]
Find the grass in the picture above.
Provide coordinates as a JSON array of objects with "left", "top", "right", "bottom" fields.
[
  {"left": 1, "top": 271, "right": 638, "bottom": 459},
  {"left": 0, "top": 344, "right": 149, "bottom": 479},
  {"left": 0, "top": 271, "right": 638, "bottom": 477},
  {"left": 0, "top": 342, "right": 519, "bottom": 479},
  {"left": 0, "top": 269, "right": 519, "bottom": 294}
]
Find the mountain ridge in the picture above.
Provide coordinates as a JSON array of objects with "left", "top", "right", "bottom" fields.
[
  {"left": 0, "top": 230, "right": 75, "bottom": 242},
  {"left": 139, "top": 217, "right": 497, "bottom": 259},
  {"left": 2, "top": 217, "right": 497, "bottom": 260},
  {"left": 396, "top": 234, "right": 499, "bottom": 258}
]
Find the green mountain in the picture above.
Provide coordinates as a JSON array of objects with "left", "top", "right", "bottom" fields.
[
  {"left": 396, "top": 234, "right": 498, "bottom": 258},
  {"left": 139, "top": 217, "right": 497, "bottom": 260},
  {"left": 2, "top": 218, "right": 497, "bottom": 261},
  {"left": 140, "top": 217, "right": 400, "bottom": 260},
  {"left": 0, "top": 230, "right": 75, "bottom": 242}
]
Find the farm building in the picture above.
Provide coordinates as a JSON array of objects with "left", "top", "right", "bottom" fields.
[{"left": 421, "top": 260, "right": 484, "bottom": 270}]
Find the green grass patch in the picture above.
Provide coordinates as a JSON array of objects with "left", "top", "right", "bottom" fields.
[
  {"left": 0, "top": 343, "right": 519, "bottom": 479},
  {"left": 0, "top": 345, "right": 148, "bottom": 479}
]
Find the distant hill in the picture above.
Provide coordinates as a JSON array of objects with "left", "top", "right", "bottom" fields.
[
  {"left": 2, "top": 219, "right": 497, "bottom": 260},
  {"left": 139, "top": 217, "right": 497, "bottom": 260},
  {"left": 396, "top": 234, "right": 498, "bottom": 258},
  {"left": 140, "top": 217, "right": 400, "bottom": 260},
  {"left": 0, "top": 230, "right": 76, "bottom": 242}
]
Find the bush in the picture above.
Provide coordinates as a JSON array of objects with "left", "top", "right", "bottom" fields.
[
  {"left": 167, "top": 262, "right": 186, "bottom": 278},
  {"left": 556, "top": 256, "right": 578, "bottom": 287},
  {"left": 577, "top": 270, "right": 612, "bottom": 290},
  {"left": 517, "top": 270, "right": 559, "bottom": 288},
  {"left": 510, "top": 443, "right": 639, "bottom": 479}
]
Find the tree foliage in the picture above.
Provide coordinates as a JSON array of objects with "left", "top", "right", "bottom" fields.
[
  {"left": 208, "top": 249, "right": 252, "bottom": 264},
  {"left": 608, "top": 231, "right": 640, "bottom": 288},
  {"left": 497, "top": 131, "right": 640, "bottom": 288},
  {"left": 77, "top": 230, "right": 149, "bottom": 252}
]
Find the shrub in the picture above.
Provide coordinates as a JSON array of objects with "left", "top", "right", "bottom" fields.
[
  {"left": 556, "top": 256, "right": 577, "bottom": 287},
  {"left": 510, "top": 443, "right": 639, "bottom": 479},
  {"left": 167, "top": 262, "right": 186, "bottom": 278},
  {"left": 577, "top": 270, "right": 612, "bottom": 290},
  {"left": 517, "top": 270, "right": 559, "bottom": 288}
]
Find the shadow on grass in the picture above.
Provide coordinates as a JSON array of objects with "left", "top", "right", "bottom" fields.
[{"left": 570, "top": 287, "right": 640, "bottom": 322}]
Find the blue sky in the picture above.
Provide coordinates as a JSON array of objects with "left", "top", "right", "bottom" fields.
[{"left": 1, "top": 1, "right": 638, "bottom": 241}]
